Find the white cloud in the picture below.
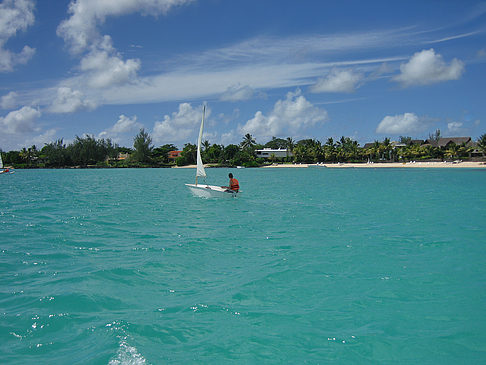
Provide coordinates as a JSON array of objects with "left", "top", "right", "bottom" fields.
[
  {"left": 376, "top": 112, "right": 432, "bottom": 134},
  {"left": 0, "top": 0, "right": 36, "bottom": 72},
  {"left": 57, "top": 0, "right": 193, "bottom": 54},
  {"left": 49, "top": 87, "right": 96, "bottom": 113},
  {"left": 152, "top": 103, "right": 208, "bottom": 144},
  {"left": 189, "top": 30, "right": 408, "bottom": 70},
  {"left": 79, "top": 35, "right": 141, "bottom": 88},
  {"left": 239, "top": 89, "right": 328, "bottom": 139},
  {"left": 393, "top": 49, "right": 464, "bottom": 87},
  {"left": 1, "top": 91, "right": 18, "bottom": 109},
  {"left": 220, "top": 131, "right": 236, "bottom": 146},
  {"left": 24, "top": 129, "right": 57, "bottom": 148},
  {"left": 56, "top": 0, "right": 193, "bottom": 89},
  {"left": 310, "top": 69, "right": 364, "bottom": 93},
  {"left": 447, "top": 122, "right": 463, "bottom": 134},
  {"left": 0, "top": 106, "right": 41, "bottom": 134},
  {"left": 220, "top": 84, "right": 255, "bottom": 101},
  {"left": 98, "top": 114, "right": 142, "bottom": 142}
]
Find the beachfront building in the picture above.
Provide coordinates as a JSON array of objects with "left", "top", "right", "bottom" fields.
[
  {"left": 425, "top": 137, "right": 473, "bottom": 148},
  {"left": 255, "top": 148, "right": 293, "bottom": 159},
  {"left": 168, "top": 150, "right": 182, "bottom": 162}
]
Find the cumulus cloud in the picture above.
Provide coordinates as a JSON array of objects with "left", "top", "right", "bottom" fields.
[
  {"left": 49, "top": 87, "right": 96, "bottom": 113},
  {"left": 152, "top": 103, "right": 208, "bottom": 143},
  {"left": 79, "top": 35, "right": 141, "bottom": 88},
  {"left": 1, "top": 91, "right": 18, "bottom": 109},
  {"left": 0, "top": 0, "right": 36, "bottom": 72},
  {"left": 98, "top": 114, "right": 142, "bottom": 141},
  {"left": 239, "top": 89, "right": 328, "bottom": 139},
  {"left": 393, "top": 49, "right": 464, "bottom": 87},
  {"left": 0, "top": 106, "right": 41, "bottom": 134},
  {"left": 447, "top": 122, "right": 463, "bottom": 134},
  {"left": 376, "top": 112, "right": 433, "bottom": 134},
  {"left": 24, "top": 129, "right": 57, "bottom": 148},
  {"left": 220, "top": 84, "right": 255, "bottom": 101},
  {"left": 310, "top": 69, "right": 364, "bottom": 93},
  {"left": 56, "top": 0, "right": 193, "bottom": 88}
]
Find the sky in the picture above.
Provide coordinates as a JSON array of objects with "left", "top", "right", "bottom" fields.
[{"left": 0, "top": 0, "right": 485, "bottom": 151}]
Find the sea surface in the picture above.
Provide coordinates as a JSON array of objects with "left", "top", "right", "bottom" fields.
[{"left": 1, "top": 167, "right": 485, "bottom": 364}]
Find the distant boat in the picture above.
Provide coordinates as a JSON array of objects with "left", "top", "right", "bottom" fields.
[
  {"left": 185, "top": 106, "right": 237, "bottom": 198},
  {"left": 0, "top": 153, "right": 13, "bottom": 174}
]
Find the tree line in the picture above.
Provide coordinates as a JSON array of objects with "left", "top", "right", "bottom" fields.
[{"left": 2, "top": 129, "right": 486, "bottom": 168}]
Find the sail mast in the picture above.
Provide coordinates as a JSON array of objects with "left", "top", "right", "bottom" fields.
[{"left": 195, "top": 105, "right": 206, "bottom": 185}]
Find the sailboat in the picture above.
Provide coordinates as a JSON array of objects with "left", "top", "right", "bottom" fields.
[
  {"left": 185, "top": 106, "right": 237, "bottom": 198},
  {"left": 0, "top": 152, "right": 12, "bottom": 174}
]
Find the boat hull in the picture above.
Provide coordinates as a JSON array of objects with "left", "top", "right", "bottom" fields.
[{"left": 185, "top": 184, "right": 237, "bottom": 198}]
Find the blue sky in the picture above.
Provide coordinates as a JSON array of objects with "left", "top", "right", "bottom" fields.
[{"left": 0, "top": 0, "right": 485, "bottom": 150}]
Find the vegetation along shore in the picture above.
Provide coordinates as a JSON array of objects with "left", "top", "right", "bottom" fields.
[{"left": 1, "top": 129, "right": 486, "bottom": 169}]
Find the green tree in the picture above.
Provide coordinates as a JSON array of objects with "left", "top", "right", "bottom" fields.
[
  {"left": 132, "top": 128, "right": 153, "bottom": 163},
  {"left": 324, "top": 138, "right": 336, "bottom": 162},
  {"left": 399, "top": 136, "right": 412, "bottom": 145},
  {"left": 19, "top": 145, "right": 39, "bottom": 166},
  {"left": 202, "top": 140, "right": 210, "bottom": 151},
  {"left": 4, "top": 150, "right": 22, "bottom": 165},
  {"left": 68, "top": 135, "right": 117, "bottom": 166},
  {"left": 42, "top": 139, "right": 69, "bottom": 167},
  {"left": 205, "top": 144, "right": 224, "bottom": 163},
  {"left": 478, "top": 134, "right": 486, "bottom": 156},
  {"left": 444, "top": 143, "right": 460, "bottom": 160},
  {"left": 240, "top": 134, "right": 256, "bottom": 150},
  {"left": 428, "top": 129, "right": 441, "bottom": 144},
  {"left": 152, "top": 144, "right": 177, "bottom": 164},
  {"left": 223, "top": 144, "right": 241, "bottom": 165},
  {"left": 177, "top": 143, "right": 197, "bottom": 166},
  {"left": 286, "top": 137, "right": 295, "bottom": 162},
  {"left": 381, "top": 137, "right": 392, "bottom": 161},
  {"left": 294, "top": 139, "right": 322, "bottom": 163},
  {"left": 264, "top": 137, "right": 287, "bottom": 149}
]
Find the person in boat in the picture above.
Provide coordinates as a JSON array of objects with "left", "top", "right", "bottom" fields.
[{"left": 222, "top": 173, "right": 239, "bottom": 193}]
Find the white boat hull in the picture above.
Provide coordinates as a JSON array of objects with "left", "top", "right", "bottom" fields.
[{"left": 185, "top": 184, "right": 237, "bottom": 198}]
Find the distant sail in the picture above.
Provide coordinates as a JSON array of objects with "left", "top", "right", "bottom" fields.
[{"left": 196, "top": 106, "right": 206, "bottom": 179}]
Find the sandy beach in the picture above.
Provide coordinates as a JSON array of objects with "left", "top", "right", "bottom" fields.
[
  {"left": 174, "top": 161, "right": 486, "bottom": 169},
  {"left": 259, "top": 161, "right": 486, "bottom": 168},
  {"left": 321, "top": 161, "right": 486, "bottom": 168}
]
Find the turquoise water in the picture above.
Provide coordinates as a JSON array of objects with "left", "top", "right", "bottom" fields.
[{"left": 1, "top": 168, "right": 486, "bottom": 364}]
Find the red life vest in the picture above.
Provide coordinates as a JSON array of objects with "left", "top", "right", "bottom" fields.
[{"left": 230, "top": 178, "right": 239, "bottom": 192}]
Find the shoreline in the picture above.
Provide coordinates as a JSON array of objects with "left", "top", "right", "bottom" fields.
[
  {"left": 321, "top": 161, "right": 486, "bottom": 168},
  {"left": 174, "top": 161, "right": 486, "bottom": 169}
]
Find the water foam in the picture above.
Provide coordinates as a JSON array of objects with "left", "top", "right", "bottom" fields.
[{"left": 108, "top": 341, "right": 146, "bottom": 365}]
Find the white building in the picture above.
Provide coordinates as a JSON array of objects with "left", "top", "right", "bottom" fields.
[{"left": 255, "top": 148, "right": 293, "bottom": 159}]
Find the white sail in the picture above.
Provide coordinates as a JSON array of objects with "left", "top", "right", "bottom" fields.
[
  {"left": 185, "top": 104, "right": 238, "bottom": 198},
  {"left": 196, "top": 106, "right": 206, "bottom": 180},
  {"left": 0, "top": 153, "right": 3, "bottom": 169}
]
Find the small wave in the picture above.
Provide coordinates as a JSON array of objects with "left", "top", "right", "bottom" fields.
[{"left": 109, "top": 341, "right": 146, "bottom": 365}]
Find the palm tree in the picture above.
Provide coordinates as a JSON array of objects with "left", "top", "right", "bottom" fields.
[
  {"left": 286, "top": 137, "right": 295, "bottom": 161},
  {"left": 382, "top": 138, "right": 392, "bottom": 161},
  {"left": 445, "top": 143, "right": 460, "bottom": 160},
  {"left": 203, "top": 140, "right": 210, "bottom": 151},
  {"left": 241, "top": 133, "right": 256, "bottom": 150},
  {"left": 478, "top": 134, "right": 486, "bottom": 156}
]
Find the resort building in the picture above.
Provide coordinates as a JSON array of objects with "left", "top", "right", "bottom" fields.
[
  {"left": 168, "top": 150, "right": 182, "bottom": 162},
  {"left": 117, "top": 152, "right": 129, "bottom": 160},
  {"left": 255, "top": 148, "right": 293, "bottom": 159},
  {"left": 428, "top": 137, "right": 473, "bottom": 148}
]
